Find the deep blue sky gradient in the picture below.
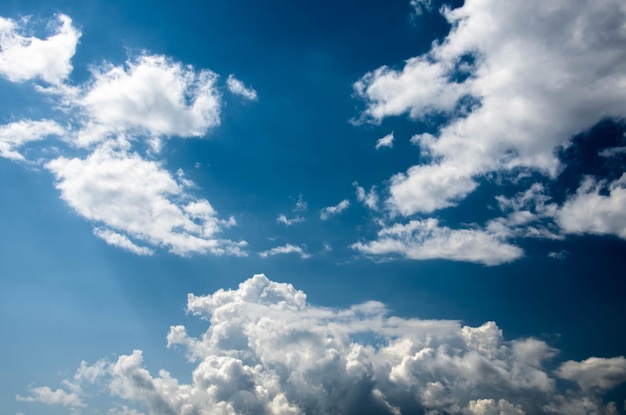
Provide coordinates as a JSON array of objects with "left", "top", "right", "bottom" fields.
[{"left": 1, "top": 0, "right": 625, "bottom": 413}]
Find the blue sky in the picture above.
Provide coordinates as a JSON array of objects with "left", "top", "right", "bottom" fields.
[{"left": 1, "top": 0, "right": 626, "bottom": 413}]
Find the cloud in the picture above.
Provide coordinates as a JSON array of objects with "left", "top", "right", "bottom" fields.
[
  {"left": 354, "top": 181, "right": 379, "bottom": 211},
  {"left": 16, "top": 386, "right": 84, "bottom": 408},
  {"left": 46, "top": 145, "right": 245, "bottom": 256},
  {"left": 0, "top": 13, "right": 256, "bottom": 257},
  {"left": 354, "top": 0, "right": 626, "bottom": 216},
  {"left": 556, "top": 174, "right": 626, "bottom": 239},
  {"left": 226, "top": 74, "right": 258, "bottom": 101},
  {"left": 276, "top": 214, "right": 304, "bottom": 226},
  {"left": 375, "top": 132, "right": 394, "bottom": 150},
  {"left": 293, "top": 194, "right": 308, "bottom": 212},
  {"left": 548, "top": 250, "right": 568, "bottom": 261},
  {"left": 18, "top": 275, "right": 625, "bottom": 414},
  {"left": 388, "top": 161, "right": 477, "bottom": 214},
  {"left": 599, "top": 145, "right": 626, "bottom": 158},
  {"left": 93, "top": 227, "right": 155, "bottom": 256},
  {"left": 320, "top": 199, "right": 350, "bottom": 220},
  {"left": 77, "top": 54, "right": 221, "bottom": 146},
  {"left": 410, "top": 0, "right": 432, "bottom": 16},
  {"left": 555, "top": 356, "right": 626, "bottom": 393},
  {"left": 0, "top": 14, "right": 80, "bottom": 84},
  {"left": 486, "top": 183, "right": 562, "bottom": 240},
  {"left": 0, "top": 119, "right": 64, "bottom": 161},
  {"left": 259, "top": 244, "right": 310, "bottom": 259},
  {"left": 352, "top": 219, "right": 523, "bottom": 266}
]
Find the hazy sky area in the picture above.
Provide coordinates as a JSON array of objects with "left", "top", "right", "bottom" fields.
[{"left": 1, "top": 0, "right": 626, "bottom": 414}]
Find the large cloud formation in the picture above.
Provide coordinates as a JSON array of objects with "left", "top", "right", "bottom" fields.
[
  {"left": 352, "top": 0, "right": 626, "bottom": 264},
  {"left": 18, "top": 275, "right": 626, "bottom": 414},
  {"left": 0, "top": 14, "right": 251, "bottom": 256}
]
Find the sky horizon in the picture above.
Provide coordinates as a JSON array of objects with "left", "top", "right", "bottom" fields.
[{"left": 1, "top": 0, "right": 626, "bottom": 414}]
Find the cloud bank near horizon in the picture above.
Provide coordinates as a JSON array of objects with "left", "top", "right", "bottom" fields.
[{"left": 17, "top": 274, "right": 626, "bottom": 414}]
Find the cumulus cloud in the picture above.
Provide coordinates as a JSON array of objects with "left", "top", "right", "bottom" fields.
[
  {"left": 0, "top": 14, "right": 80, "bottom": 84},
  {"left": 0, "top": 119, "right": 64, "bottom": 161},
  {"left": 46, "top": 145, "right": 244, "bottom": 256},
  {"left": 556, "top": 174, "right": 626, "bottom": 239},
  {"left": 18, "top": 275, "right": 625, "bottom": 414},
  {"left": 259, "top": 244, "right": 310, "bottom": 259},
  {"left": 388, "top": 161, "right": 477, "bottom": 214},
  {"left": 16, "top": 386, "right": 84, "bottom": 408},
  {"left": 352, "top": 218, "right": 523, "bottom": 266},
  {"left": 555, "top": 356, "right": 626, "bottom": 393},
  {"left": 226, "top": 74, "right": 258, "bottom": 101},
  {"left": 77, "top": 54, "right": 221, "bottom": 146},
  {"left": 355, "top": 0, "right": 626, "bottom": 216},
  {"left": 0, "top": 13, "right": 254, "bottom": 257},
  {"left": 320, "top": 199, "right": 350, "bottom": 220},
  {"left": 375, "top": 132, "right": 394, "bottom": 149}
]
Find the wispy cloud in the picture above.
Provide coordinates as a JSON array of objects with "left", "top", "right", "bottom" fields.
[
  {"left": 259, "top": 244, "right": 310, "bottom": 259},
  {"left": 375, "top": 132, "right": 394, "bottom": 149},
  {"left": 320, "top": 199, "right": 350, "bottom": 220},
  {"left": 293, "top": 194, "right": 308, "bottom": 212},
  {"left": 353, "top": 181, "right": 379, "bottom": 211},
  {"left": 276, "top": 213, "right": 304, "bottom": 226},
  {"left": 226, "top": 74, "right": 258, "bottom": 101},
  {"left": 0, "top": 120, "right": 64, "bottom": 161}
]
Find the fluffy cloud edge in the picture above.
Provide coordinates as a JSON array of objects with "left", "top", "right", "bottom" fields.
[{"left": 17, "top": 274, "right": 626, "bottom": 415}]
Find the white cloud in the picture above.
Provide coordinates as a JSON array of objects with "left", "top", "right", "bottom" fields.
[
  {"left": 16, "top": 386, "right": 84, "bottom": 408},
  {"left": 467, "top": 398, "right": 525, "bottom": 415},
  {"left": 276, "top": 213, "right": 304, "bottom": 226},
  {"left": 388, "top": 161, "right": 477, "bottom": 214},
  {"left": 18, "top": 275, "right": 625, "bottom": 414},
  {"left": 486, "top": 183, "right": 561, "bottom": 240},
  {"left": 226, "top": 74, "right": 258, "bottom": 101},
  {"left": 355, "top": 0, "right": 626, "bottom": 215},
  {"left": 0, "top": 119, "right": 64, "bottom": 161},
  {"left": 555, "top": 356, "right": 626, "bottom": 393},
  {"left": 599, "top": 145, "right": 626, "bottom": 158},
  {"left": 548, "top": 250, "right": 568, "bottom": 261},
  {"left": 77, "top": 54, "right": 221, "bottom": 146},
  {"left": 93, "top": 227, "right": 155, "bottom": 256},
  {"left": 0, "top": 14, "right": 258, "bottom": 258},
  {"left": 320, "top": 199, "right": 350, "bottom": 220},
  {"left": 556, "top": 175, "right": 626, "bottom": 239},
  {"left": 0, "top": 14, "right": 80, "bottom": 84},
  {"left": 353, "top": 56, "right": 466, "bottom": 124},
  {"left": 293, "top": 194, "right": 308, "bottom": 212},
  {"left": 354, "top": 182, "right": 379, "bottom": 211},
  {"left": 259, "top": 244, "right": 310, "bottom": 259},
  {"left": 410, "top": 0, "right": 432, "bottom": 16},
  {"left": 46, "top": 145, "right": 246, "bottom": 256},
  {"left": 352, "top": 218, "right": 523, "bottom": 266},
  {"left": 375, "top": 132, "right": 394, "bottom": 149}
]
